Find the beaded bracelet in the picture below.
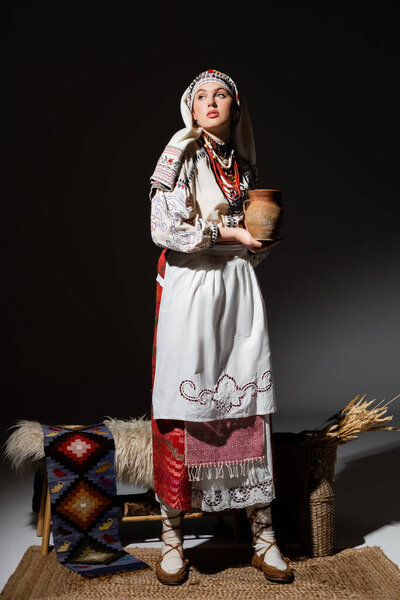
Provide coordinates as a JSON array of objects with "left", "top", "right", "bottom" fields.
[
  {"left": 222, "top": 214, "right": 242, "bottom": 228},
  {"left": 208, "top": 222, "right": 219, "bottom": 247}
]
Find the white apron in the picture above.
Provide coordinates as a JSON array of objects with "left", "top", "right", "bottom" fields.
[{"left": 152, "top": 244, "right": 276, "bottom": 422}]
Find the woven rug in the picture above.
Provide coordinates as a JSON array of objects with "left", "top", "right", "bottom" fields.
[
  {"left": 2, "top": 545, "right": 400, "bottom": 599},
  {"left": 42, "top": 423, "right": 148, "bottom": 576}
]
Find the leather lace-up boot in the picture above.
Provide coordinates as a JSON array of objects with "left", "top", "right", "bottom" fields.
[
  {"left": 155, "top": 502, "right": 188, "bottom": 585},
  {"left": 246, "top": 502, "right": 294, "bottom": 583}
]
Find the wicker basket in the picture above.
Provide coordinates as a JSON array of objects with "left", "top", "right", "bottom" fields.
[{"left": 272, "top": 432, "right": 337, "bottom": 557}]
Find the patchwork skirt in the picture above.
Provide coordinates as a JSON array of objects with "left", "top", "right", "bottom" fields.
[{"left": 151, "top": 246, "right": 277, "bottom": 511}]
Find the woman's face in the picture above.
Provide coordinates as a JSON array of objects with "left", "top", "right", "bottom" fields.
[{"left": 191, "top": 82, "right": 236, "bottom": 140}]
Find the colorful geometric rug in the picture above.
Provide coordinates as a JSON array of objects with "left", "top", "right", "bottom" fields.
[{"left": 42, "top": 422, "right": 149, "bottom": 577}]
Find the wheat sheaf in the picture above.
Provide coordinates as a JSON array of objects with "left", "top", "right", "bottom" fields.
[{"left": 300, "top": 393, "right": 400, "bottom": 446}]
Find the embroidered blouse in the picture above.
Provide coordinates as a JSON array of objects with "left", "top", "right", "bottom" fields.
[{"left": 150, "top": 139, "right": 269, "bottom": 266}]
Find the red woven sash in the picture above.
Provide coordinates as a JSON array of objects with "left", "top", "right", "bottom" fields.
[{"left": 151, "top": 249, "right": 192, "bottom": 510}]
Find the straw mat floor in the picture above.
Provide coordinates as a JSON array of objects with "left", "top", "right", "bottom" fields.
[{"left": 2, "top": 545, "right": 399, "bottom": 599}]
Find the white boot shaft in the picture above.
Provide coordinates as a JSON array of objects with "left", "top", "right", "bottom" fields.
[
  {"left": 246, "top": 502, "right": 288, "bottom": 571},
  {"left": 159, "top": 501, "right": 184, "bottom": 574}
]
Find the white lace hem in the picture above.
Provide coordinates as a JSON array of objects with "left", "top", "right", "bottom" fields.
[{"left": 191, "top": 479, "right": 275, "bottom": 512}]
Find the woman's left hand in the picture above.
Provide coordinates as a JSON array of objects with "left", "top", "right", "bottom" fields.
[{"left": 236, "top": 228, "right": 264, "bottom": 253}]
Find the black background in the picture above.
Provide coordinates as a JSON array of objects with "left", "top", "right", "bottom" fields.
[{"left": 2, "top": 0, "right": 399, "bottom": 430}]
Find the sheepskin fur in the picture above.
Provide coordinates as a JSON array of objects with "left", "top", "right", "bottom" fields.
[
  {"left": 105, "top": 417, "right": 154, "bottom": 489},
  {"left": 4, "top": 418, "right": 154, "bottom": 489},
  {"left": 4, "top": 420, "right": 44, "bottom": 471}
]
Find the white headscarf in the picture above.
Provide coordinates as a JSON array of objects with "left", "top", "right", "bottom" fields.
[{"left": 150, "top": 69, "right": 256, "bottom": 192}]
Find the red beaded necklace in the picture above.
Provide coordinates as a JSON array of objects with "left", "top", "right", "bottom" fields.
[{"left": 202, "top": 133, "right": 242, "bottom": 206}]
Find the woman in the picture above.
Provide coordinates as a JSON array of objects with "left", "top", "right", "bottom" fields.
[{"left": 149, "top": 69, "right": 294, "bottom": 585}]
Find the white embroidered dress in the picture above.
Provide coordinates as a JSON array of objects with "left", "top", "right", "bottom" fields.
[{"left": 150, "top": 139, "right": 276, "bottom": 510}]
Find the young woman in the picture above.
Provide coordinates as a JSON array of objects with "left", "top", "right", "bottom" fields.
[{"left": 149, "top": 69, "right": 294, "bottom": 585}]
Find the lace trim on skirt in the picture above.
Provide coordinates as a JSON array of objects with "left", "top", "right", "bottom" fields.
[{"left": 192, "top": 479, "right": 275, "bottom": 512}]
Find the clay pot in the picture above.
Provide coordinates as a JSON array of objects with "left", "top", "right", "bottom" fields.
[{"left": 243, "top": 189, "right": 282, "bottom": 241}]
